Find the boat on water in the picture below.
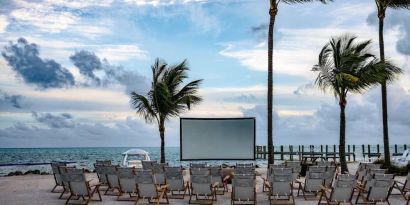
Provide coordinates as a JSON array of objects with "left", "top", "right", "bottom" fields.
[{"left": 121, "top": 148, "right": 150, "bottom": 168}]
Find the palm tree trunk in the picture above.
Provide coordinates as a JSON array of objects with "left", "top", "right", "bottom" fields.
[
  {"left": 267, "top": 5, "right": 277, "bottom": 165},
  {"left": 159, "top": 121, "right": 165, "bottom": 163},
  {"left": 339, "top": 99, "right": 348, "bottom": 173},
  {"left": 378, "top": 9, "right": 391, "bottom": 168}
]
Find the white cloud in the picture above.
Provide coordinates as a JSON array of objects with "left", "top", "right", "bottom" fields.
[
  {"left": 0, "top": 15, "right": 9, "bottom": 33},
  {"left": 11, "top": 8, "right": 77, "bottom": 33},
  {"left": 96, "top": 45, "right": 149, "bottom": 62}
]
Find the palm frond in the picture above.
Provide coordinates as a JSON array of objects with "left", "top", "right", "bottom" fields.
[
  {"left": 312, "top": 34, "right": 402, "bottom": 98},
  {"left": 387, "top": 0, "right": 410, "bottom": 9},
  {"left": 282, "top": 0, "right": 332, "bottom": 4},
  {"left": 130, "top": 92, "right": 157, "bottom": 123}
]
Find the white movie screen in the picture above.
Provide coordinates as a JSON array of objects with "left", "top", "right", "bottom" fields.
[{"left": 180, "top": 118, "right": 255, "bottom": 160}]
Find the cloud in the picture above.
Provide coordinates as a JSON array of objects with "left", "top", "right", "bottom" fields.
[
  {"left": 69, "top": 50, "right": 149, "bottom": 94},
  {"left": 70, "top": 50, "right": 103, "bottom": 85},
  {"left": 0, "top": 15, "right": 9, "bottom": 33},
  {"left": 240, "top": 85, "right": 410, "bottom": 145},
  {"left": 96, "top": 45, "right": 148, "bottom": 62},
  {"left": 2, "top": 38, "right": 75, "bottom": 89},
  {"left": 367, "top": 10, "right": 410, "bottom": 56},
  {"left": 0, "top": 90, "right": 23, "bottom": 109},
  {"left": 32, "top": 112, "right": 75, "bottom": 128}
]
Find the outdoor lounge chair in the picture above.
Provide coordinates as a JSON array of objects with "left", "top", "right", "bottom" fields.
[
  {"left": 191, "top": 167, "right": 210, "bottom": 176},
  {"left": 94, "top": 165, "right": 109, "bottom": 190},
  {"left": 153, "top": 163, "right": 168, "bottom": 185},
  {"left": 105, "top": 165, "right": 120, "bottom": 195},
  {"left": 309, "top": 166, "right": 327, "bottom": 173},
  {"left": 263, "top": 168, "right": 292, "bottom": 192},
  {"left": 63, "top": 168, "right": 101, "bottom": 205},
  {"left": 266, "top": 171, "right": 294, "bottom": 205},
  {"left": 189, "top": 174, "right": 217, "bottom": 204},
  {"left": 209, "top": 166, "right": 226, "bottom": 195},
  {"left": 324, "top": 166, "right": 337, "bottom": 188},
  {"left": 142, "top": 160, "right": 157, "bottom": 170},
  {"left": 94, "top": 160, "right": 111, "bottom": 166},
  {"left": 117, "top": 167, "right": 138, "bottom": 201},
  {"left": 231, "top": 174, "right": 256, "bottom": 205},
  {"left": 190, "top": 163, "right": 207, "bottom": 168},
  {"left": 297, "top": 170, "right": 325, "bottom": 200},
  {"left": 318, "top": 174, "right": 356, "bottom": 205},
  {"left": 51, "top": 162, "right": 67, "bottom": 193},
  {"left": 393, "top": 172, "right": 410, "bottom": 199},
  {"left": 285, "top": 161, "right": 301, "bottom": 182},
  {"left": 356, "top": 175, "right": 394, "bottom": 205},
  {"left": 236, "top": 163, "right": 254, "bottom": 167},
  {"left": 235, "top": 166, "right": 255, "bottom": 175},
  {"left": 135, "top": 170, "right": 169, "bottom": 204},
  {"left": 165, "top": 166, "right": 189, "bottom": 199}
]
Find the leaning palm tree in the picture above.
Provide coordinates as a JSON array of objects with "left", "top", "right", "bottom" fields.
[
  {"left": 267, "top": 0, "right": 331, "bottom": 165},
  {"left": 130, "top": 58, "right": 202, "bottom": 163},
  {"left": 313, "top": 34, "right": 401, "bottom": 173},
  {"left": 374, "top": 0, "right": 409, "bottom": 168}
]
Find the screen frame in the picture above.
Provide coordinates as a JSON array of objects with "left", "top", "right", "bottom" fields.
[{"left": 179, "top": 117, "right": 256, "bottom": 161}]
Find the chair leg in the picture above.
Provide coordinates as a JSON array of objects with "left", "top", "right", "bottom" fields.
[
  {"left": 51, "top": 184, "right": 58, "bottom": 192},
  {"left": 65, "top": 195, "right": 72, "bottom": 205},
  {"left": 318, "top": 191, "right": 323, "bottom": 205},
  {"left": 355, "top": 191, "right": 361, "bottom": 204}
]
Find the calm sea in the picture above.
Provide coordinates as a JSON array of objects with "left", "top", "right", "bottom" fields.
[{"left": 0, "top": 145, "right": 407, "bottom": 176}]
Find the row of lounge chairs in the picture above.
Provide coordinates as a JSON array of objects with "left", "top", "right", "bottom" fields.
[{"left": 50, "top": 160, "right": 410, "bottom": 205}]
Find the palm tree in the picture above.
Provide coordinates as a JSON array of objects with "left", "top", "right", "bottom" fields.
[
  {"left": 267, "top": 0, "right": 331, "bottom": 165},
  {"left": 312, "top": 34, "right": 401, "bottom": 173},
  {"left": 130, "top": 58, "right": 203, "bottom": 163},
  {"left": 374, "top": 0, "right": 409, "bottom": 168}
]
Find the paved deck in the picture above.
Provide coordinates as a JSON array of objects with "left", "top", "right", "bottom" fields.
[{"left": 0, "top": 173, "right": 408, "bottom": 205}]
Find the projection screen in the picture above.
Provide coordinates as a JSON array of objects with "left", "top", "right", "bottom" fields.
[{"left": 180, "top": 118, "right": 255, "bottom": 160}]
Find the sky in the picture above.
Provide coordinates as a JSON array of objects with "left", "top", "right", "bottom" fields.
[{"left": 0, "top": 0, "right": 409, "bottom": 148}]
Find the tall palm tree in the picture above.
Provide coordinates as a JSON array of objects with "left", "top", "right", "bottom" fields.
[
  {"left": 267, "top": 0, "right": 331, "bottom": 165},
  {"left": 130, "top": 58, "right": 202, "bottom": 163},
  {"left": 313, "top": 34, "right": 401, "bottom": 173},
  {"left": 374, "top": 0, "right": 409, "bottom": 168}
]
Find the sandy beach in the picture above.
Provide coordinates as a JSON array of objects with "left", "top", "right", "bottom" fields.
[{"left": 0, "top": 162, "right": 408, "bottom": 205}]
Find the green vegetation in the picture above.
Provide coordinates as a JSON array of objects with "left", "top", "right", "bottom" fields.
[
  {"left": 131, "top": 58, "right": 202, "bottom": 163},
  {"left": 312, "top": 34, "right": 402, "bottom": 173}
]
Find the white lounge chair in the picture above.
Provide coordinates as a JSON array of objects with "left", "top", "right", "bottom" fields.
[
  {"left": 356, "top": 175, "right": 394, "bottom": 205},
  {"left": 231, "top": 174, "right": 256, "bottom": 205},
  {"left": 63, "top": 168, "right": 101, "bottom": 205},
  {"left": 266, "top": 172, "right": 294, "bottom": 205},
  {"left": 318, "top": 174, "right": 356, "bottom": 205},
  {"left": 117, "top": 167, "right": 138, "bottom": 201},
  {"left": 189, "top": 174, "right": 217, "bottom": 204},
  {"left": 50, "top": 162, "right": 67, "bottom": 193},
  {"left": 135, "top": 170, "right": 169, "bottom": 204},
  {"left": 297, "top": 170, "right": 325, "bottom": 200},
  {"left": 393, "top": 149, "right": 410, "bottom": 167},
  {"left": 165, "top": 166, "right": 189, "bottom": 199}
]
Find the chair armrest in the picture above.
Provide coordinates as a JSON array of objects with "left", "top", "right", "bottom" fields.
[
  {"left": 212, "top": 182, "right": 219, "bottom": 188},
  {"left": 223, "top": 175, "right": 231, "bottom": 182},
  {"left": 394, "top": 180, "right": 405, "bottom": 186},
  {"left": 264, "top": 181, "right": 271, "bottom": 188},
  {"left": 296, "top": 179, "right": 304, "bottom": 186},
  {"left": 157, "top": 184, "right": 169, "bottom": 191}
]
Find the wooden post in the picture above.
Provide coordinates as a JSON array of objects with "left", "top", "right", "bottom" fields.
[
  {"left": 298, "top": 145, "right": 301, "bottom": 160},
  {"left": 333, "top": 144, "right": 336, "bottom": 153},
  {"left": 280, "top": 145, "right": 284, "bottom": 160},
  {"left": 348, "top": 145, "right": 351, "bottom": 161},
  {"left": 362, "top": 144, "right": 365, "bottom": 159},
  {"left": 321, "top": 145, "right": 323, "bottom": 153},
  {"left": 377, "top": 144, "right": 380, "bottom": 156},
  {"left": 325, "top": 145, "right": 328, "bottom": 160},
  {"left": 405, "top": 144, "right": 407, "bottom": 150},
  {"left": 290, "top": 145, "right": 293, "bottom": 161},
  {"left": 353, "top": 145, "right": 356, "bottom": 161},
  {"left": 368, "top": 144, "right": 371, "bottom": 158},
  {"left": 263, "top": 146, "right": 266, "bottom": 159}
]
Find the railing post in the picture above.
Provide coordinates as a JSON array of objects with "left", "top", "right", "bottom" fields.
[
  {"left": 368, "top": 144, "right": 371, "bottom": 158},
  {"left": 394, "top": 144, "right": 398, "bottom": 154},
  {"left": 290, "top": 145, "right": 293, "bottom": 161},
  {"left": 280, "top": 145, "right": 284, "bottom": 160},
  {"left": 362, "top": 144, "right": 365, "bottom": 159},
  {"left": 348, "top": 145, "right": 351, "bottom": 161},
  {"left": 263, "top": 146, "right": 266, "bottom": 159},
  {"left": 377, "top": 144, "right": 380, "bottom": 156},
  {"left": 325, "top": 145, "right": 328, "bottom": 160},
  {"left": 353, "top": 145, "right": 356, "bottom": 161}
]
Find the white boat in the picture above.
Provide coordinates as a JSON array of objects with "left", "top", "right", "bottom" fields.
[
  {"left": 121, "top": 148, "right": 151, "bottom": 168},
  {"left": 392, "top": 149, "right": 410, "bottom": 167}
]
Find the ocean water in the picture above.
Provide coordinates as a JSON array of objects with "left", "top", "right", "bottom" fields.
[
  {"left": 0, "top": 145, "right": 408, "bottom": 176},
  {"left": 0, "top": 147, "right": 264, "bottom": 176}
]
